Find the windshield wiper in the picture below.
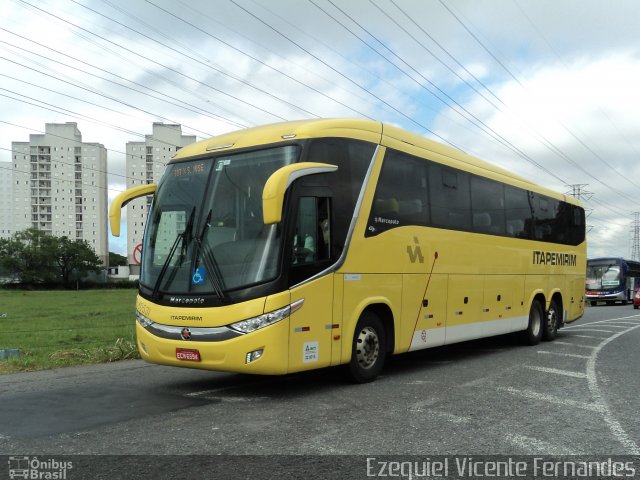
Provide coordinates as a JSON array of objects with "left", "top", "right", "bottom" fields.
[
  {"left": 151, "top": 207, "right": 195, "bottom": 299},
  {"left": 194, "top": 209, "right": 228, "bottom": 301}
]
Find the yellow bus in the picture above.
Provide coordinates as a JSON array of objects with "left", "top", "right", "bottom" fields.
[{"left": 110, "top": 119, "right": 586, "bottom": 382}]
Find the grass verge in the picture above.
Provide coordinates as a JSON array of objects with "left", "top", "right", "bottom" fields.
[{"left": 0, "top": 289, "right": 139, "bottom": 374}]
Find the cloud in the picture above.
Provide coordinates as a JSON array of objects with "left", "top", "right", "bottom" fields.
[
  {"left": 3, "top": 0, "right": 640, "bottom": 259},
  {"left": 430, "top": 50, "right": 640, "bottom": 258}
]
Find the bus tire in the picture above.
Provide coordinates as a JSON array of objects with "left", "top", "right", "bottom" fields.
[
  {"left": 542, "top": 299, "right": 560, "bottom": 341},
  {"left": 346, "top": 311, "right": 386, "bottom": 383},
  {"left": 522, "top": 300, "right": 543, "bottom": 345},
  {"left": 590, "top": 301, "right": 597, "bottom": 307}
]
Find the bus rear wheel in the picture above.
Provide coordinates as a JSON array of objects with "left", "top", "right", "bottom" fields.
[
  {"left": 346, "top": 311, "right": 386, "bottom": 383},
  {"left": 522, "top": 300, "right": 543, "bottom": 345},
  {"left": 543, "top": 299, "right": 560, "bottom": 341}
]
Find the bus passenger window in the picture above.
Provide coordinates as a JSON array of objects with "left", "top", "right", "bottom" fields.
[{"left": 366, "top": 149, "right": 428, "bottom": 236}]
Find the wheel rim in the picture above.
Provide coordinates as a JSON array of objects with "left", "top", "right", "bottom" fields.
[
  {"left": 531, "top": 307, "right": 541, "bottom": 336},
  {"left": 547, "top": 306, "right": 557, "bottom": 332},
  {"left": 355, "top": 326, "right": 380, "bottom": 370}
]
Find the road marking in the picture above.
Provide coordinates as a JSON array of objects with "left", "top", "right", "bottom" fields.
[
  {"left": 504, "top": 433, "right": 578, "bottom": 455},
  {"left": 585, "top": 324, "right": 640, "bottom": 454},
  {"left": 537, "top": 351, "right": 590, "bottom": 359},
  {"left": 406, "top": 380, "right": 436, "bottom": 385},
  {"left": 563, "top": 315, "right": 640, "bottom": 330},
  {"left": 603, "top": 322, "right": 640, "bottom": 327},
  {"left": 500, "top": 386, "right": 600, "bottom": 411},
  {"left": 567, "top": 328, "right": 617, "bottom": 333},
  {"left": 409, "top": 398, "right": 439, "bottom": 412},
  {"left": 596, "top": 325, "right": 634, "bottom": 329},
  {"left": 195, "top": 396, "right": 268, "bottom": 402},
  {"left": 553, "top": 341, "right": 596, "bottom": 349},
  {"left": 185, "top": 382, "right": 263, "bottom": 397},
  {"left": 525, "top": 366, "right": 587, "bottom": 378},
  {"left": 570, "top": 334, "right": 604, "bottom": 339},
  {"left": 423, "top": 409, "right": 470, "bottom": 424}
]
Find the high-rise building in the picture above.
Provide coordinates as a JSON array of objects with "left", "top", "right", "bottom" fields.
[
  {"left": 126, "top": 123, "right": 196, "bottom": 274},
  {"left": 0, "top": 163, "right": 13, "bottom": 239},
  {"left": 11, "top": 122, "right": 108, "bottom": 265}
]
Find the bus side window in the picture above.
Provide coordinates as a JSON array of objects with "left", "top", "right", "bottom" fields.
[{"left": 293, "top": 197, "right": 331, "bottom": 266}]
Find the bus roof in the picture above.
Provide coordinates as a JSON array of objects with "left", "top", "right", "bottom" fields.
[{"left": 171, "top": 118, "right": 580, "bottom": 206}]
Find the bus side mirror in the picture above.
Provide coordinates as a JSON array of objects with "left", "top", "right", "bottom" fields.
[
  {"left": 109, "top": 183, "right": 157, "bottom": 237},
  {"left": 262, "top": 162, "right": 337, "bottom": 224}
]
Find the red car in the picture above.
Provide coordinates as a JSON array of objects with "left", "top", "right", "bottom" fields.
[{"left": 634, "top": 288, "right": 640, "bottom": 309}]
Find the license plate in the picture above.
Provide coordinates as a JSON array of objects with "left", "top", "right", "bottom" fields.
[{"left": 176, "top": 348, "right": 201, "bottom": 362}]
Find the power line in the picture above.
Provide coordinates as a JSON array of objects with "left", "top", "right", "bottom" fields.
[
  {"left": 1, "top": 121, "right": 177, "bottom": 177},
  {"left": 0, "top": 28, "right": 247, "bottom": 130},
  {"left": 141, "top": 0, "right": 375, "bottom": 122},
  {"left": 14, "top": 0, "right": 290, "bottom": 122},
  {"left": 317, "top": 0, "right": 566, "bottom": 184},
  {"left": 70, "top": 0, "right": 323, "bottom": 120},
  {"left": 229, "top": 0, "right": 457, "bottom": 148},
  {"left": 436, "top": 0, "right": 640, "bottom": 203},
  {"left": 0, "top": 160, "right": 125, "bottom": 195}
]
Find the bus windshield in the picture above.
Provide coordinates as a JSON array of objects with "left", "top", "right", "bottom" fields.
[
  {"left": 586, "top": 261, "right": 622, "bottom": 290},
  {"left": 140, "top": 145, "right": 298, "bottom": 297}
]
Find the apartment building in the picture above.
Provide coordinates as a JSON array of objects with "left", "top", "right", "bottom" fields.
[
  {"left": 126, "top": 123, "right": 196, "bottom": 274},
  {"left": 0, "top": 163, "right": 13, "bottom": 239},
  {"left": 11, "top": 122, "right": 108, "bottom": 265}
]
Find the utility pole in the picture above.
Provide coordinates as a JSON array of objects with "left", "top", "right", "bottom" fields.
[
  {"left": 565, "top": 184, "right": 593, "bottom": 203},
  {"left": 566, "top": 184, "right": 593, "bottom": 232},
  {"left": 631, "top": 212, "right": 640, "bottom": 261}
]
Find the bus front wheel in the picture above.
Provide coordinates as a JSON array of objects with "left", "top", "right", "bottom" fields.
[
  {"left": 346, "top": 311, "right": 386, "bottom": 383},
  {"left": 522, "top": 300, "right": 543, "bottom": 345},
  {"left": 542, "top": 299, "right": 560, "bottom": 341}
]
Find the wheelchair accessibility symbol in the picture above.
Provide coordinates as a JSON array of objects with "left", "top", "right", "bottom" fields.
[{"left": 192, "top": 267, "right": 206, "bottom": 285}]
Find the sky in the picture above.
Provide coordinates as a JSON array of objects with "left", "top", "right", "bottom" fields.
[{"left": 2, "top": 0, "right": 640, "bottom": 258}]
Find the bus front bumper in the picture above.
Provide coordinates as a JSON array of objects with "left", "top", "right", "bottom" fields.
[
  {"left": 585, "top": 291, "right": 624, "bottom": 301},
  {"left": 135, "top": 320, "right": 289, "bottom": 375}
]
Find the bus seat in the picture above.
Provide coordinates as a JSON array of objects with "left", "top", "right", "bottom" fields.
[
  {"left": 473, "top": 212, "right": 491, "bottom": 228},
  {"left": 507, "top": 219, "right": 524, "bottom": 236},
  {"left": 207, "top": 226, "right": 236, "bottom": 247},
  {"left": 399, "top": 199, "right": 423, "bottom": 215},
  {"left": 373, "top": 198, "right": 400, "bottom": 216}
]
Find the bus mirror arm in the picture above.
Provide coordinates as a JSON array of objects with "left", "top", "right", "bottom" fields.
[
  {"left": 262, "top": 162, "right": 338, "bottom": 224},
  {"left": 109, "top": 183, "right": 157, "bottom": 237}
]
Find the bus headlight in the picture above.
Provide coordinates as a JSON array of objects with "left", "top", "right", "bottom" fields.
[
  {"left": 229, "top": 299, "right": 304, "bottom": 334},
  {"left": 136, "top": 310, "right": 154, "bottom": 328}
]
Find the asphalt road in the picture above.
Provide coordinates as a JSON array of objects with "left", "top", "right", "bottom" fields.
[{"left": 1, "top": 304, "right": 639, "bottom": 478}]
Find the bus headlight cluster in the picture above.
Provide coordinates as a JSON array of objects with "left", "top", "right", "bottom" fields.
[
  {"left": 135, "top": 310, "right": 154, "bottom": 328},
  {"left": 229, "top": 299, "right": 304, "bottom": 334}
]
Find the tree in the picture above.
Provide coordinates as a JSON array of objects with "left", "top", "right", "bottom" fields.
[
  {"left": 0, "top": 228, "right": 57, "bottom": 283},
  {"left": 53, "top": 236, "right": 103, "bottom": 286},
  {"left": 0, "top": 229, "right": 103, "bottom": 286},
  {"left": 109, "top": 251, "right": 127, "bottom": 267}
]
